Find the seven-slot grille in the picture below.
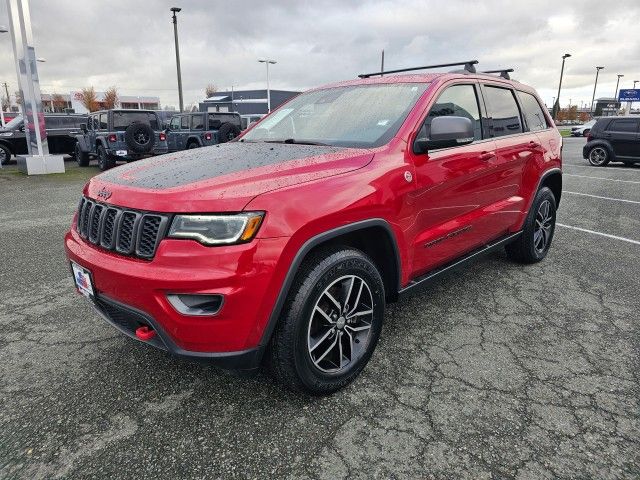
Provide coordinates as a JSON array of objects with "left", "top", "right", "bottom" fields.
[{"left": 76, "top": 197, "right": 169, "bottom": 259}]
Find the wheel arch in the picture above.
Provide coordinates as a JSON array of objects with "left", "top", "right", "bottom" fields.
[
  {"left": 258, "top": 219, "right": 401, "bottom": 349},
  {"left": 586, "top": 140, "right": 615, "bottom": 160},
  {"left": 540, "top": 169, "right": 562, "bottom": 207},
  {"left": 187, "top": 136, "right": 202, "bottom": 147}
]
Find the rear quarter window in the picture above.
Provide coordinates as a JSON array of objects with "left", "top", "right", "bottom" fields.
[
  {"left": 517, "top": 91, "right": 549, "bottom": 131},
  {"left": 607, "top": 119, "right": 639, "bottom": 133}
]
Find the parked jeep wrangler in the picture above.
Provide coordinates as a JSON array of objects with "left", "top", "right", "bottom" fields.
[
  {"left": 74, "top": 109, "right": 168, "bottom": 170},
  {"left": 166, "top": 112, "right": 242, "bottom": 152},
  {"left": 65, "top": 61, "right": 562, "bottom": 394}
]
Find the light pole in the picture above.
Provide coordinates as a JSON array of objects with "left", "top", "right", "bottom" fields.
[
  {"left": 0, "top": 25, "right": 7, "bottom": 127},
  {"left": 553, "top": 53, "right": 571, "bottom": 120},
  {"left": 614, "top": 74, "right": 624, "bottom": 98},
  {"left": 258, "top": 58, "right": 277, "bottom": 112},
  {"left": 590, "top": 66, "right": 604, "bottom": 116},
  {"left": 170, "top": 7, "right": 183, "bottom": 112}
]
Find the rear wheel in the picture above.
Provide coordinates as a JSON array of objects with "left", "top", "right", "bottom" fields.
[
  {"left": 97, "top": 145, "right": 115, "bottom": 171},
  {"left": 269, "top": 248, "right": 385, "bottom": 395},
  {"left": 582, "top": 129, "right": 590, "bottom": 137},
  {"left": 187, "top": 141, "right": 199, "bottom": 149},
  {"left": 75, "top": 142, "right": 90, "bottom": 167},
  {"left": 588, "top": 146, "right": 610, "bottom": 166},
  {"left": 0, "top": 143, "right": 11, "bottom": 165},
  {"left": 505, "top": 187, "right": 556, "bottom": 264}
]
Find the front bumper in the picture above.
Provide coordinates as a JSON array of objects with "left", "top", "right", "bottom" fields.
[{"left": 65, "top": 226, "right": 289, "bottom": 366}]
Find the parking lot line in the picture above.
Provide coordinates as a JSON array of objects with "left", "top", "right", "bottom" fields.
[
  {"left": 563, "top": 191, "right": 640, "bottom": 205},
  {"left": 564, "top": 174, "right": 640, "bottom": 184},
  {"left": 557, "top": 223, "right": 640, "bottom": 245}
]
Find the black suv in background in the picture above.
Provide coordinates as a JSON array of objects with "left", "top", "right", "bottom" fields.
[
  {"left": 583, "top": 116, "right": 640, "bottom": 167},
  {"left": 74, "top": 109, "right": 168, "bottom": 170},
  {"left": 0, "top": 113, "right": 87, "bottom": 165},
  {"left": 166, "top": 112, "right": 241, "bottom": 152}
]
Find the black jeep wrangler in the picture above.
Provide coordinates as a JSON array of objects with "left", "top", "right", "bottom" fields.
[
  {"left": 165, "top": 112, "right": 242, "bottom": 152},
  {"left": 74, "top": 109, "right": 168, "bottom": 170}
]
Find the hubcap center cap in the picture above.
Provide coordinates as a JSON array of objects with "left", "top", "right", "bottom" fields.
[{"left": 336, "top": 317, "right": 346, "bottom": 329}]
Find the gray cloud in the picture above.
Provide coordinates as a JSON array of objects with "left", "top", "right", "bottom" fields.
[{"left": 1, "top": 0, "right": 639, "bottom": 109}]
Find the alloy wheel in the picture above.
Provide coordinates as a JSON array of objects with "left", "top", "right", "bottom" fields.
[
  {"left": 307, "top": 275, "right": 374, "bottom": 373},
  {"left": 589, "top": 147, "right": 607, "bottom": 165},
  {"left": 534, "top": 200, "right": 553, "bottom": 254}
]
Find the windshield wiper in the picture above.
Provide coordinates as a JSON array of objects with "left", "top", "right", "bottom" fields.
[{"left": 264, "top": 138, "right": 330, "bottom": 146}]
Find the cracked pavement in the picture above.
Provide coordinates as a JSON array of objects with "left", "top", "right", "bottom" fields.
[{"left": 1, "top": 139, "right": 639, "bottom": 479}]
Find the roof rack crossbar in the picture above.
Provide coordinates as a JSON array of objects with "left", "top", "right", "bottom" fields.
[
  {"left": 482, "top": 68, "right": 514, "bottom": 80},
  {"left": 358, "top": 60, "right": 479, "bottom": 79}
]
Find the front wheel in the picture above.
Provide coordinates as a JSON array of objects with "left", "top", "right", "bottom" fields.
[
  {"left": 97, "top": 145, "right": 115, "bottom": 171},
  {"left": 0, "top": 143, "right": 11, "bottom": 165},
  {"left": 75, "top": 142, "right": 90, "bottom": 167},
  {"left": 588, "top": 146, "right": 610, "bottom": 166},
  {"left": 505, "top": 187, "right": 557, "bottom": 264},
  {"left": 269, "top": 248, "right": 385, "bottom": 395}
]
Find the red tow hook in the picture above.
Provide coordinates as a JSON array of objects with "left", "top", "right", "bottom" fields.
[{"left": 135, "top": 325, "right": 156, "bottom": 341}]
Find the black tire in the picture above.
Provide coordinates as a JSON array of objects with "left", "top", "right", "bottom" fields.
[
  {"left": 0, "top": 143, "right": 11, "bottom": 165},
  {"left": 124, "top": 122, "right": 155, "bottom": 153},
  {"left": 582, "top": 129, "right": 590, "bottom": 137},
  {"left": 187, "top": 141, "right": 199, "bottom": 149},
  {"left": 218, "top": 122, "right": 241, "bottom": 143},
  {"left": 75, "top": 142, "right": 90, "bottom": 167},
  {"left": 97, "top": 144, "right": 115, "bottom": 171},
  {"left": 587, "top": 145, "right": 610, "bottom": 166},
  {"left": 269, "top": 247, "right": 385, "bottom": 395},
  {"left": 505, "top": 187, "right": 557, "bottom": 264}
]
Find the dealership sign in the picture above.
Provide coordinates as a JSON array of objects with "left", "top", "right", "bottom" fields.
[{"left": 618, "top": 89, "right": 640, "bottom": 102}]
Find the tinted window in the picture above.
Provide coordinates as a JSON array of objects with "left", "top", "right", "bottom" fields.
[
  {"left": 191, "top": 114, "right": 204, "bottom": 130},
  {"left": 483, "top": 86, "right": 523, "bottom": 137},
  {"left": 518, "top": 91, "right": 548, "bottom": 132},
  {"left": 99, "top": 113, "right": 108, "bottom": 130},
  {"left": 180, "top": 116, "right": 189, "bottom": 129},
  {"left": 92, "top": 116, "right": 99, "bottom": 130},
  {"left": 419, "top": 84, "right": 482, "bottom": 141},
  {"left": 169, "top": 116, "right": 180, "bottom": 130},
  {"left": 608, "top": 119, "right": 638, "bottom": 133},
  {"left": 112, "top": 112, "right": 159, "bottom": 131}
]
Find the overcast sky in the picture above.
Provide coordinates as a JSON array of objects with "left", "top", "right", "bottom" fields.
[{"left": 1, "top": 0, "right": 639, "bottom": 109}]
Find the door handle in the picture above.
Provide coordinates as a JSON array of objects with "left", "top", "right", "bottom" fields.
[{"left": 479, "top": 151, "right": 496, "bottom": 161}]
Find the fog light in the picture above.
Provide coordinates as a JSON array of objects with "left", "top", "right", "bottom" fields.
[{"left": 167, "top": 294, "right": 224, "bottom": 316}]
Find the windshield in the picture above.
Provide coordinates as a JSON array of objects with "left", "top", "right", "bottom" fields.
[
  {"left": 3, "top": 115, "right": 23, "bottom": 130},
  {"left": 242, "top": 83, "right": 429, "bottom": 148},
  {"left": 112, "top": 112, "right": 159, "bottom": 131}
]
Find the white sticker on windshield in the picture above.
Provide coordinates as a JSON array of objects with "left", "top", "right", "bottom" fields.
[
  {"left": 257, "top": 108, "right": 294, "bottom": 129},
  {"left": 377, "top": 119, "right": 390, "bottom": 126}
]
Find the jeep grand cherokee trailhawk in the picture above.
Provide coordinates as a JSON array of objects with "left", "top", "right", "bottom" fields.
[{"left": 65, "top": 60, "right": 562, "bottom": 394}]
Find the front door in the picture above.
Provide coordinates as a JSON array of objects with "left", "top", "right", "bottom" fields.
[
  {"left": 166, "top": 116, "right": 180, "bottom": 152},
  {"left": 605, "top": 118, "right": 640, "bottom": 159},
  {"left": 407, "top": 82, "right": 499, "bottom": 277}
]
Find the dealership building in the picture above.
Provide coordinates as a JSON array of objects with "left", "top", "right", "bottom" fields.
[{"left": 199, "top": 89, "right": 299, "bottom": 116}]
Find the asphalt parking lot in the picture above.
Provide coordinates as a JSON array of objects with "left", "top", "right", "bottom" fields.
[{"left": 1, "top": 137, "right": 638, "bottom": 479}]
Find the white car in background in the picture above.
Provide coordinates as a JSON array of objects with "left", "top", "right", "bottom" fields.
[{"left": 571, "top": 119, "right": 596, "bottom": 137}]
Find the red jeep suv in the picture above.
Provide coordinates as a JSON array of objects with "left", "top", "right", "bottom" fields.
[{"left": 65, "top": 61, "right": 562, "bottom": 394}]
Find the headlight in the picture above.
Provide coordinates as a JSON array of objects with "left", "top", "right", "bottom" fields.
[{"left": 168, "top": 212, "right": 264, "bottom": 245}]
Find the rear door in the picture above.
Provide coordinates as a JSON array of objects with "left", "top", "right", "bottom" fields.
[
  {"left": 605, "top": 118, "right": 640, "bottom": 159},
  {"left": 178, "top": 115, "right": 190, "bottom": 150}
]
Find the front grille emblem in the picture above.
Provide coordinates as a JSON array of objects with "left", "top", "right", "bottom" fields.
[{"left": 97, "top": 187, "right": 112, "bottom": 200}]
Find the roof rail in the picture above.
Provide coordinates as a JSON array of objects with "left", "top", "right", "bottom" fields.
[
  {"left": 482, "top": 69, "right": 514, "bottom": 80},
  {"left": 358, "top": 60, "right": 478, "bottom": 79}
]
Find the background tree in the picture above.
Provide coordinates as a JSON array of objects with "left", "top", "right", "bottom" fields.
[
  {"left": 80, "top": 87, "right": 99, "bottom": 112},
  {"left": 1, "top": 95, "right": 9, "bottom": 111},
  {"left": 103, "top": 86, "right": 119, "bottom": 109},
  {"left": 14, "top": 90, "right": 23, "bottom": 106},
  {"left": 51, "top": 93, "right": 66, "bottom": 112},
  {"left": 205, "top": 84, "right": 218, "bottom": 98}
]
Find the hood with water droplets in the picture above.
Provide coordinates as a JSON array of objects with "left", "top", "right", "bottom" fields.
[{"left": 85, "top": 142, "right": 373, "bottom": 212}]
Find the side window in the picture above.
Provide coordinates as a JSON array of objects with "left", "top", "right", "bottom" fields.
[
  {"left": 92, "top": 116, "right": 100, "bottom": 130},
  {"left": 169, "top": 117, "right": 180, "bottom": 130},
  {"left": 99, "top": 113, "right": 108, "bottom": 130},
  {"left": 180, "top": 116, "right": 190, "bottom": 130},
  {"left": 418, "top": 84, "right": 482, "bottom": 142},
  {"left": 483, "top": 86, "right": 523, "bottom": 137},
  {"left": 191, "top": 114, "right": 204, "bottom": 130},
  {"left": 87, "top": 116, "right": 94, "bottom": 130},
  {"left": 608, "top": 119, "right": 638, "bottom": 133},
  {"left": 517, "top": 91, "right": 549, "bottom": 132}
]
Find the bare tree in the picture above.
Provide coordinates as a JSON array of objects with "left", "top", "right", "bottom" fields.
[
  {"left": 205, "top": 84, "right": 218, "bottom": 98},
  {"left": 103, "top": 86, "right": 119, "bottom": 110},
  {"left": 80, "top": 87, "right": 100, "bottom": 112},
  {"left": 1, "top": 95, "right": 9, "bottom": 111},
  {"left": 51, "top": 93, "right": 66, "bottom": 112},
  {"left": 14, "top": 90, "right": 23, "bottom": 106}
]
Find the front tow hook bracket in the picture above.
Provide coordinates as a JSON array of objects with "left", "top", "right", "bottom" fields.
[{"left": 135, "top": 325, "right": 157, "bottom": 341}]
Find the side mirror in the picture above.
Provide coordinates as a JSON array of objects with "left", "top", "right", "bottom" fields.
[
  {"left": 80, "top": 123, "right": 87, "bottom": 133},
  {"left": 414, "top": 116, "right": 474, "bottom": 153},
  {"left": 19, "top": 124, "right": 25, "bottom": 132}
]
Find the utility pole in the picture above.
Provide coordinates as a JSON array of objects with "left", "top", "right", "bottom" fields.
[
  {"left": 380, "top": 50, "right": 385, "bottom": 77},
  {"left": 170, "top": 7, "right": 184, "bottom": 112}
]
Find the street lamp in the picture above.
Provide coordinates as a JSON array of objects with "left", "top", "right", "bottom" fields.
[
  {"left": 614, "top": 74, "right": 624, "bottom": 98},
  {"left": 552, "top": 53, "right": 571, "bottom": 120},
  {"left": 0, "top": 26, "right": 7, "bottom": 127},
  {"left": 258, "top": 58, "right": 277, "bottom": 112},
  {"left": 590, "top": 66, "right": 604, "bottom": 115},
  {"left": 170, "top": 7, "right": 183, "bottom": 112}
]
